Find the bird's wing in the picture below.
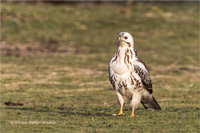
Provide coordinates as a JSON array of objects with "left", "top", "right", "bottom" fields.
[
  {"left": 134, "top": 58, "right": 161, "bottom": 110},
  {"left": 134, "top": 58, "right": 153, "bottom": 94}
]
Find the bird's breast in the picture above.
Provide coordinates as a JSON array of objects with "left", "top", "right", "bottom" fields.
[
  {"left": 111, "top": 62, "right": 130, "bottom": 75},
  {"left": 110, "top": 52, "right": 134, "bottom": 75}
]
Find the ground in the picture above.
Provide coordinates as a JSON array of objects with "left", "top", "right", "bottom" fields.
[{"left": 1, "top": 2, "right": 199, "bottom": 132}]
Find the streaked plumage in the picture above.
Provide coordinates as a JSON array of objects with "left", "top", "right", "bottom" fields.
[{"left": 109, "top": 32, "right": 161, "bottom": 117}]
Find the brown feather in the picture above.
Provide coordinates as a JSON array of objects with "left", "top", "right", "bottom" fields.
[{"left": 134, "top": 59, "right": 153, "bottom": 94}]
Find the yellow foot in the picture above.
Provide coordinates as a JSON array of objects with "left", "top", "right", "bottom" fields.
[
  {"left": 130, "top": 106, "right": 135, "bottom": 117},
  {"left": 112, "top": 113, "right": 125, "bottom": 116}
]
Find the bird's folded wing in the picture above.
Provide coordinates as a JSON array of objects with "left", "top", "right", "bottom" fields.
[{"left": 134, "top": 58, "right": 153, "bottom": 94}]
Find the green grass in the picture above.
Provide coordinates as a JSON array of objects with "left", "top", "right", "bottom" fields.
[{"left": 1, "top": 2, "right": 199, "bottom": 132}]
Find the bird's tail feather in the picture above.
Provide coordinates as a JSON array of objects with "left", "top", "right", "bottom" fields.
[{"left": 141, "top": 96, "right": 161, "bottom": 110}]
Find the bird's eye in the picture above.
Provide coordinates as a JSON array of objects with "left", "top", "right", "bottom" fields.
[{"left": 124, "top": 36, "right": 128, "bottom": 39}]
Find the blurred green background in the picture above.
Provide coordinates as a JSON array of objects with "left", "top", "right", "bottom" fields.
[{"left": 1, "top": 1, "right": 199, "bottom": 132}]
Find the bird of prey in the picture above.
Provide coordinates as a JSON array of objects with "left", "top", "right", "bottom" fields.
[{"left": 109, "top": 32, "right": 161, "bottom": 117}]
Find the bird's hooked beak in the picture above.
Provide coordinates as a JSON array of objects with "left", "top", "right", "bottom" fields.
[
  {"left": 117, "top": 32, "right": 125, "bottom": 43},
  {"left": 118, "top": 36, "right": 122, "bottom": 41},
  {"left": 118, "top": 32, "right": 125, "bottom": 42}
]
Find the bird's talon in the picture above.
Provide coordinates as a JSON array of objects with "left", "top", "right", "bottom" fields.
[
  {"left": 118, "top": 113, "right": 125, "bottom": 116},
  {"left": 112, "top": 113, "right": 125, "bottom": 116}
]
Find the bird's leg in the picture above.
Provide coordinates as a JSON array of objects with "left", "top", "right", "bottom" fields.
[
  {"left": 113, "top": 91, "right": 125, "bottom": 116},
  {"left": 130, "top": 106, "right": 135, "bottom": 117},
  {"left": 113, "top": 105, "right": 125, "bottom": 116}
]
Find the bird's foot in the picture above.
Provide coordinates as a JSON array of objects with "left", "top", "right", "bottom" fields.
[
  {"left": 112, "top": 113, "right": 125, "bottom": 116},
  {"left": 130, "top": 114, "right": 135, "bottom": 117},
  {"left": 130, "top": 106, "right": 135, "bottom": 117}
]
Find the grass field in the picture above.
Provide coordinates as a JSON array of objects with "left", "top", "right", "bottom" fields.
[{"left": 1, "top": 2, "right": 199, "bottom": 132}]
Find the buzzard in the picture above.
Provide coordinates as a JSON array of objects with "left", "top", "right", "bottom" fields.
[{"left": 109, "top": 32, "right": 161, "bottom": 117}]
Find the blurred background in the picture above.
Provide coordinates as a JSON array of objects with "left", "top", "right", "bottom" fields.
[{"left": 1, "top": 1, "right": 199, "bottom": 132}]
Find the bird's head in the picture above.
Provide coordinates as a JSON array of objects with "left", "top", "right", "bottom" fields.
[{"left": 117, "top": 32, "right": 134, "bottom": 47}]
